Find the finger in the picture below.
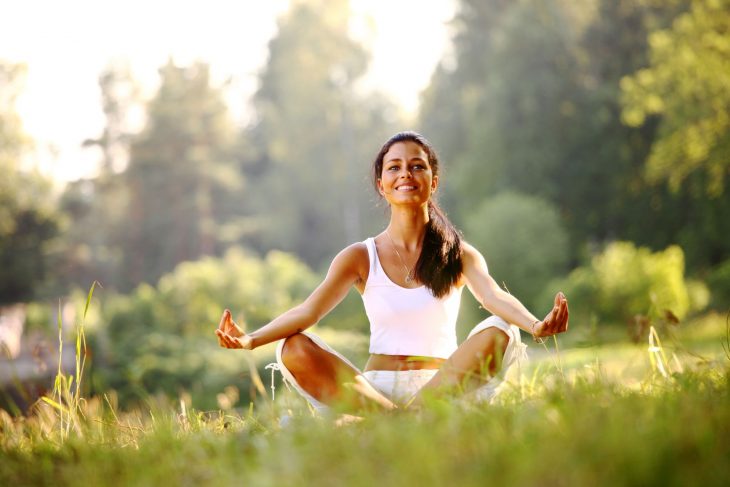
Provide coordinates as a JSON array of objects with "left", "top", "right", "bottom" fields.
[
  {"left": 226, "top": 332, "right": 243, "bottom": 349},
  {"left": 553, "top": 307, "right": 565, "bottom": 333},
  {"left": 224, "top": 309, "right": 234, "bottom": 332},
  {"left": 221, "top": 332, "right": 236, "bottom": 349},
  {"left": 228, "top": 315, "right": 240, "bottom": 334},
  {"left": 556, "top": 301, "right": 568, "bottom": 332},
  {"left": 215, "top": 329, "right": 225, "bottom": 347},
  {"left": 552, "top": 294, "right": 566, "bottom": 327},
  {"left": 218, "top": 309, "right": 230, "bottom": 331},
  {"left": 226, "top": 334, "right": 241, "bottom": 349}
]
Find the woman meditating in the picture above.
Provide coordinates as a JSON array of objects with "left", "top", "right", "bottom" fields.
[{"left": 216, "top": 131, "right": 569, "bottom": 413}]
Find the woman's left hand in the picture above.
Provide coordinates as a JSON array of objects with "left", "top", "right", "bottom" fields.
[{"left": 532, "top": 292, "right": 569, "bottom": 338}]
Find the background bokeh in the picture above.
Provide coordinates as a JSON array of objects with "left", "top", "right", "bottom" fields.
[{"left": 1, "top": 0, "right": 728, "bottom": 411}]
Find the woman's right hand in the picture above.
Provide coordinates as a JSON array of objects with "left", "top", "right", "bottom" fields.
[{"left": 215, "top": 309, "right": 253, "bottom": 350}]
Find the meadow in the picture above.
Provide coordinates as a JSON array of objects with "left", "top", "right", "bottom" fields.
[{"left": 1, "top": 312, "right": 728, "bottom": 487}]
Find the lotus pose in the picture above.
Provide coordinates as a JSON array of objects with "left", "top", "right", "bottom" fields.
[{"left": 216, "top": 131, "right": 569, "bottom": 412}]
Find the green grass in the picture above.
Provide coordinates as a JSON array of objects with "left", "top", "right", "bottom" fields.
[{"left": 1, "top": 312, "right": 728, "bottom": 486}]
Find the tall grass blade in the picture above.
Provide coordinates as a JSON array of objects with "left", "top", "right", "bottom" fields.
[
  {"left": 722, "top": 311, "right": 730, "bottom": 360},
  {"left": 74, "top": 281, "right": 97, "bottom": 405},
  {"left": 648, "top": 325, "right": 670, "bottom": 378},
  {"left": 54, "top": 299, "right": 65, "bottom": 437},
  {"left": 41, "top": 396, "right": 69, "bottom": 414}
]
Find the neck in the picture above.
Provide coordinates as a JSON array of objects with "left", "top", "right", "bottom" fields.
[{"left": 386, "top": 203, "right": 429, "bottom": 251}]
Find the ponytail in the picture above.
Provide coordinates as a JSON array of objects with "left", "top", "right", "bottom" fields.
[
  {"left": 372, "top": 132, "right": 463, "bottom": 298},
  {"left": 416, "top": 201, "right": 463, "bottom": 297}
]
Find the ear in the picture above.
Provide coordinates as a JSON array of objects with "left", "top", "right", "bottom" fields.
[
  {"left": 431, "top": 175, "right": 439, "bottom": 193},
  {"left": 377, "top": 178, "right": 384, "bottom": 195}
]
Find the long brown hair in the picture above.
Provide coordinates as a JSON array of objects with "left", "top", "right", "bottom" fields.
[{"left": 372, "top": 131, "right": 463, "bottom": 297}]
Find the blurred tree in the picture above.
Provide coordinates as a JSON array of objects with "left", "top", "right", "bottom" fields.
[
  {"left": 615, "top": 0, "right": 730, "bottom": 268},
  {"left": 98, "top": 247, "right": 321, "bottom": 406},
  {"left": 244, "top": 0, "right": 399, "bottom": 267},
  {"left": 54, "top": 64, "right": 141, "bottom": 293},
  {"left": 420, "top": 0, "right": 589, "bottom": 239},
  {"left": 83, "top": 62, "right": 141, "bottom": 175},
  {"left": 621, "top": 0, "right": 730, "bottom": 196},
  {"left": 121, "top": 61, "right": 241, "bottom": 289},
  {"left": 420, "top": 0, "right": 730, "bottom": 271},
  {"left": 0, "top": 62, "right": 61, "bottom": 304},
  {"left": 418, "top": 0, "right": 511, "bottom": 216},
  {"left": 464, "top": 192, "right": 569, "bottom": 310},
  {"left": 551, "top": 241, "right": 708, "bottom": 325},
  {"left": 707, "top": 257, "right": 730, "bottom": 309},
  {"left": 557, "top": 0, "right": 662, "bottom": 246}
]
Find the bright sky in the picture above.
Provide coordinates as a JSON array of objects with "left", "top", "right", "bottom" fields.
[{"left": 1, "top": 0, "right": 454, "bottom": 183}]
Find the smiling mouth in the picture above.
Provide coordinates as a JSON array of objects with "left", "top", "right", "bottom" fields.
[{"left": 396, "top": 185, "right": 418, "bottom": 191}]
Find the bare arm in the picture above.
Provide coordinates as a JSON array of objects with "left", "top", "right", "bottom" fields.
[
  {"left": 461, "top": 243, "right": 568, "bottom": 338},
  {"left": 216, "top": 243, "right": 367, "bottom": 350}
]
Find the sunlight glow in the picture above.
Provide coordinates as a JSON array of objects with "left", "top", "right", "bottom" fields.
[{"left": 1, "top": 0, "right": 453, "bottom": 183}]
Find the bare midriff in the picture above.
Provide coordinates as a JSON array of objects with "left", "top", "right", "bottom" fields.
[{"left": 364, "top": 354, "right": 446, "bottom": 372}]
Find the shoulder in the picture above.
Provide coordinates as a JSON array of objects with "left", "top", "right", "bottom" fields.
[
  {"left": 335, "top": 241, "right": 369, "bottom": 264},
  {"left": 460, "top": 241, "right": 488, "bottom": 271},
  {"left": 329, "top": 241, "right": 370, "bottom": 285}
]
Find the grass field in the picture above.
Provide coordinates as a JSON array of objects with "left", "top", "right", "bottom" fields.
[{"left": 1, "top": 312, "right": 728, "bottom": 486}]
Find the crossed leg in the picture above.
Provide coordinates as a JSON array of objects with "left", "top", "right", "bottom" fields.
[
  {"left": 280, "top": 333, "right": 397, "bottom": 411},
  {"left": 280, "top": 322, "right": 513, "bottom": 412},
  {"left": 413, "top": 326, "right": 510, "bottom": 404}
]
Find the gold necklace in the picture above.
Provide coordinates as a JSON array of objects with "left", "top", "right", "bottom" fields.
[{"left": 385, "top": 231, "right": 416, "bottom": 283}]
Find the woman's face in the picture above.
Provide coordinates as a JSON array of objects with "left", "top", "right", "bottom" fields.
[{"left": 378, "top": 140, "right": 438, "bottom": 205}]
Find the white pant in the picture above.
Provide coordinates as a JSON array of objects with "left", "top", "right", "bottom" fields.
[{"left": 274, "top": 315, "right": 528, "bottom": 414}]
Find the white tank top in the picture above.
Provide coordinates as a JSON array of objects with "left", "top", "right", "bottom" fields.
[{"left": 361, "top": 237, "right": 464, "bottom": 359}]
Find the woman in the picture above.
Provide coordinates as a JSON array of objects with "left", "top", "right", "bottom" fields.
[{"left": 216, "top": 131, "right": 569, "bottom": 413}]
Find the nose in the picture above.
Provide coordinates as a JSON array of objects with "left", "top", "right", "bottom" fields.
[{"left": 399, "top": 167, "right": 413, "bottom": 178}]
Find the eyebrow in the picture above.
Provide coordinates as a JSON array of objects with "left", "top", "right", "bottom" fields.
[{"left": 384, "top": 156, "right": 428, "bottom": 164}]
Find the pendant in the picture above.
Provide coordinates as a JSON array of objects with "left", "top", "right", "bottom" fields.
[{"left": 405, "top": 274, "right": 413, "bottom": 283}]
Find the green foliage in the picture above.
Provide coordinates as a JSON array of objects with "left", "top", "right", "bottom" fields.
[
  {"left": 420, "top": 0, "right": 730, "bottom": 274},
  {"left": 23, "top": 302, "right": 53, "bottom": 333},
  {"left": 422, "top": 0, "right": 587, "bottom": 217},
  {"left": 621, "top": 0, "right": 730, "bottom": 196},
  {"left": 553, "top": 241, "right": 708, "bottom": 324},
  {"left": 464, "top": 192, "right": 569, "bottom": 309},
  {"left": 0, "top": 61, "right": 62, "bottom": 304},
  {"left": 0, "top": 176, "right": 60, "bottom": 304},
  {"left": 4, "top": 288, "right": 730, "bottom": 486},
  {"left": 51, "top": 177, "right": 128, "bottom": 297},
  {"left": 41, "top": 283, "right": 96, "bottom": 442},
  {"left": 96, "top": 247, "right": 320, "bottom": 406},
  {"left": 707, "top": 258, "right": 730, "bottom": 309},
  {"left": 153, "top": 247, "right": 320, "bottom": 333},
  {"left": 1, "top": 347, "right": 729, "bottom": 486}
]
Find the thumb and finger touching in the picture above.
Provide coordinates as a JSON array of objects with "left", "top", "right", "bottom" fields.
[{"left": 539, "top": 292, "right": 569, "bottom": 336}]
